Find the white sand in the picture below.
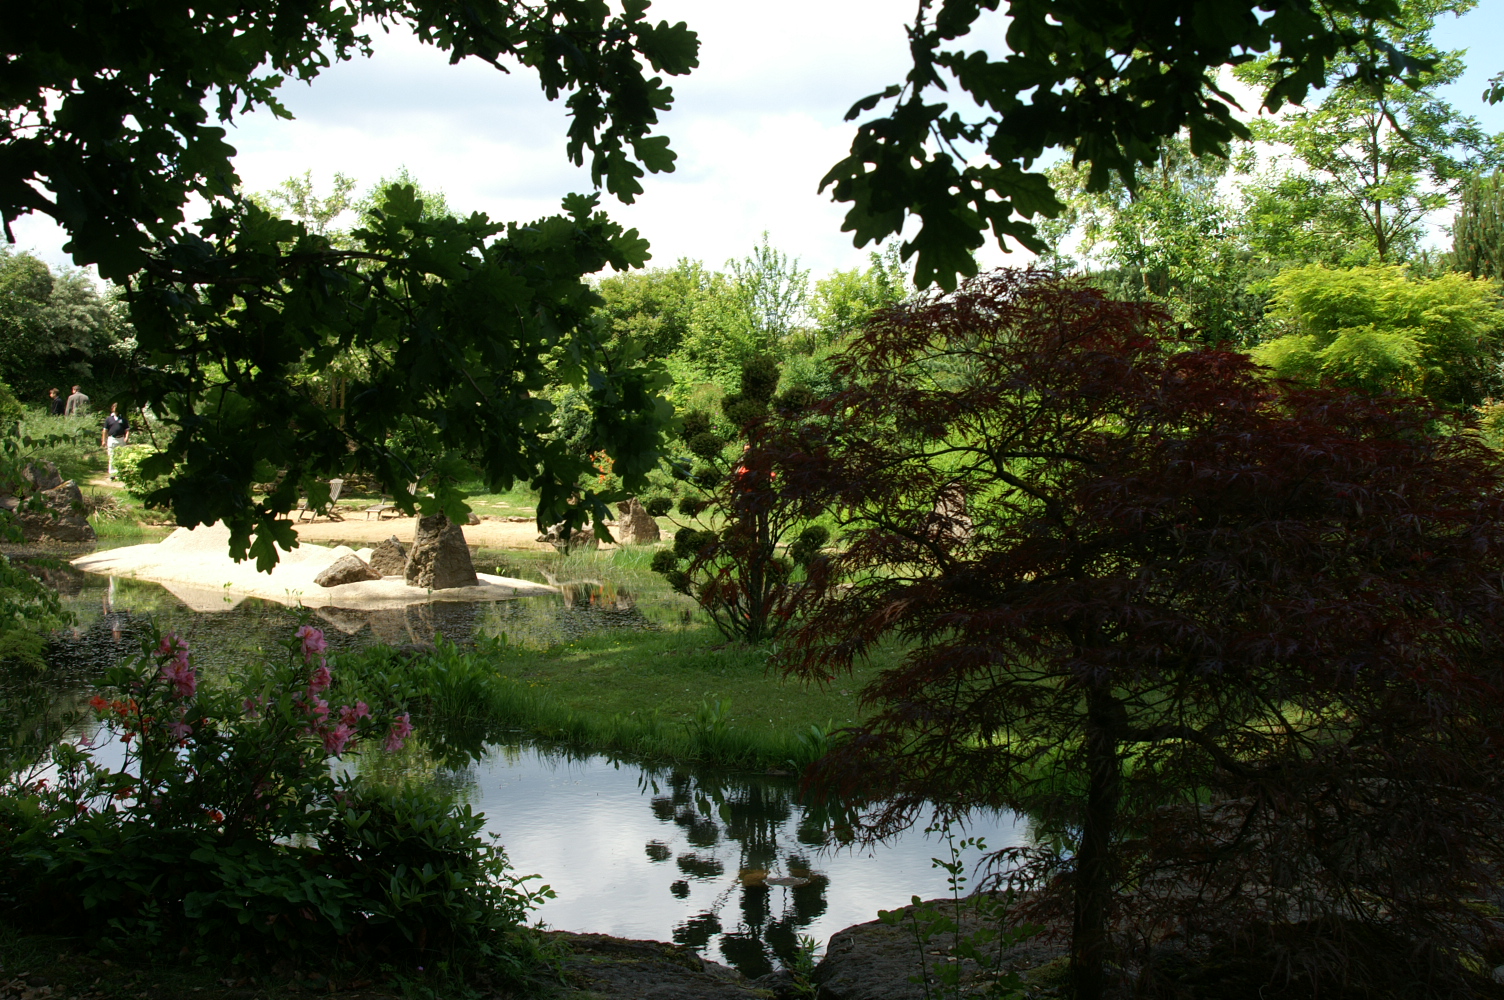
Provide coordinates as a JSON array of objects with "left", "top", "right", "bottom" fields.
[{"left": 71, "top": 522, "right": 557, "bottom": 611}]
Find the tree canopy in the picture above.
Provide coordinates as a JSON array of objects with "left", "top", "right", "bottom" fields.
[
  {"left": 2, "top": 1, "right": 700, "bottom": 566},
  {"left": 2, "top": 0, "right": 699, "bottom": 282},
  {"left": 772, "top": 269, "right": 1504, "bottom": 999},
  {"left": 823, "top": 0, "right": 1442, "bottom": 290}
]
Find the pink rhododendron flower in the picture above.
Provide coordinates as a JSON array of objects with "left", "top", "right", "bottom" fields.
[
  {"left": 166, "top": 721, "right": 193, "bottom": 740},
  {"left": 307, "top": 664, "right": 332, "bottom": 695},
  {"left": 156, "top": 632, "right": 189, "bottom": 658},
  {"left": 295, "top": 625, "right": 328, "bottom": 663},
  {"left": 338, "top": 702, "right": 370, "bottom": 725},
  {"left": 308, "top": 697, "right": 330, "bottom": 720},
  {"left": 323, "top": 723, "right": 355, "bottom": 756},
  {"left": 385, "top": 712, "right": 412, "bottom": 752},
  {"left": 159, "top": 659, "right": 197, "bottom": 698}
]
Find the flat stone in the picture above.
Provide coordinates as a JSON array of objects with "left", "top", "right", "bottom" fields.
[
  {"left": 813, "top": 896, "right": 1063, "bottom": 1000},
  {"left": 406, "top": 513, "right": 479, "bottom": 589},
  {"left": 314, "top": 553, "right": 380, "bottom": 588},
  {"left": 368, "top": 535, "right": 407, "bottom": 576}
]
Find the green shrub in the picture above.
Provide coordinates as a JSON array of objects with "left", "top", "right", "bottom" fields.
[
  {"left": 110, "top": 443, "right": 167, "bottom": 499},
  {"left": 3, "top": 620, "right": 549, "bottom": 982}
]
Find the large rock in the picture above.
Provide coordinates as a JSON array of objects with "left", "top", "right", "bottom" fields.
[
  {"left": 11, "top": 480, "right": 96, "bottom": 543},
  {"left": 406, "top": 513, "right": 479, "bottom": 589},
  {"left": 368, "top": 535, "right": 408, "bottom": 576},
  {"left": 314, "top": 553, "right": 380, "bottom": 588},
  {"left": 813, "top": 896, "right": 1063, "bottom": 1000},
  {"left": 21, "top": 461, "right": 63, "bottom": 494},
  {"left": 615, "top": 499, "right": 661, "bottom": 545},
  {"left": 538, "top": 520, "right": 600, "bottom": 553}
]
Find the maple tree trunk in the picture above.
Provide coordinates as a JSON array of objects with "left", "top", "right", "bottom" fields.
[{"left": 1072, "top": 682, "right": 1121, "bottom": 1000}]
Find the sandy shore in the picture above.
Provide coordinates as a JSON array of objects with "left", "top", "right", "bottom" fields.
[
  {"left": 288, "top": 515, "right": 567, "bottom": 550},
  {"left": 72, "top": 522, "right": 558, "bottom": 610}
]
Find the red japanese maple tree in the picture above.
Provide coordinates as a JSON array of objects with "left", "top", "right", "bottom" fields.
[{"left": 773, "top": 270, "right": 1504, "bottom": 999}]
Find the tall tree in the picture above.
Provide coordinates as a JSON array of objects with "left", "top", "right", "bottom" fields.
[
  {"left": 1042, "top": 137, "right": 1267, "bottom": 344},
  {"left": 1452, "top": 169, "right": 1504, "bottom": 280},
  {"left": 822, "top": 0, "right": 1440, "bottom": 289},
  {"left": 1235, "top": 0, "right": 1504, "bottom": 262},
  {"left": 772, "top": 270, "right": 1504, "bottom": 1000},
  {"left": 3, "top": 0, "right": 698, "bottom": 281},
  {"left": 0, "top": 248, "right": 122, "bottom": 399},
  {"left": 2, "top": 2, "right": 699, "bottom": 565}
]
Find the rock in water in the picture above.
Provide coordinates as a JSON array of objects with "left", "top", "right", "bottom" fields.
[
  {"left": 314, "top": 554, "right": 380, "bottom": 588},
  {"left": 615, "top": 499, "right": 661, "bottom": 545},
  {"left": 406, "top": 514, "right": 479, "bottom": 589},
  {"left": 537, "top": 521, "right": 600, "bottom": 553},
  {"left": 12, "top": 480, "right": 96, "bottom": 543},
  {"left": 368, "top": 535, "right": 407, "bottom": 577}
]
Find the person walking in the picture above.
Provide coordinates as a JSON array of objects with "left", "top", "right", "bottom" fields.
[
  {"left": 64, "top": 385, "right": 89, "bottom": 416},
  {"left": 47, "top": 387, "right": 65, "bottom": 416},
  {"left": 102, "top": 403, "right": 129, "bottom": 479}
]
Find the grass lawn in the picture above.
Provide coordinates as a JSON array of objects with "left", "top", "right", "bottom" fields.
[{"left": 488, "top": 626, "right": 874, "bottom": 739}]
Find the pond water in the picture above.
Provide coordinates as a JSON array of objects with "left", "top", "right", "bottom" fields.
[
  {"left": 453, "top": 745, "right": 1025, "bottom": 978},
  {"left": 9, "top": 541, "right": 1030, "bottom": 978}
]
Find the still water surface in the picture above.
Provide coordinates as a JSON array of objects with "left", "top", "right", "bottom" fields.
[{"left": 16, "top": 545, "right": 1028, "bottom": 977}]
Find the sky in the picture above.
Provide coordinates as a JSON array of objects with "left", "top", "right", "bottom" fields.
[{"left": 9, "top": 1, "right": 1504, "bottom": 282}]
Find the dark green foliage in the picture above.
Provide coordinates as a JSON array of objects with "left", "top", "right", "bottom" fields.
[
  {"left": 774, "top": 386, "right": 819, "bottom": 416},
  {"left": 651, "top": 358, "right": 832, "bottom": 643},
  {"left": 643, "top": 495, "right": 674, "bottom": 517},
  {"left": 2, "top": 0, "right": 698, "bottom": 282},
  {"left": 690, "top": 463, "right": 723, "bottom": 489},
  {"left": 787, "top": 526, "right": 829, "bottom": 568},
  {"left": 126, "top": 190, "right": 674, "bottom": 570},
  {"left": 822, "top": 0, "right": 1439, "bottom": 290},
  {"left": 739, "top": 354, "right": 781, "bottom": 404},
  {"left": 3, "top": 1, "right": 699, "bottom": 569},
  {"left": 1453, "top": 170, "right": 1504, "bottom": 280},
  {"left": 777, "top": 270, "right": 1504, "bottom": 1000},
  {"left": 0, "top": 250, "right": 124, "bottom": 400},
  {"left": 3, "top": 624, "right": 549, "bottom": 981},
  {"left": 680, "top": 409, "right": 714, "bottom": 440},
  {"left": 673, "top": 527, "right": 711, "bottom": 560},
  {"left": 687, "top": 431, "right": 724, "bottom": 461}
]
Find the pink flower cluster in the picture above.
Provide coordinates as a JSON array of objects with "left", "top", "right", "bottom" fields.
[
  {"left": 287, "top": 628, "right": 409, "bottom": 756},
  {"left": 156, "top": 632, "right": 197, "bottom": 699},
  {"left": 296, "top": 624, "right": 327, "bottom": 665}
]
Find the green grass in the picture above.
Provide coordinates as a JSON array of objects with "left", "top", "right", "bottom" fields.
[{"left": 336, "top": 624, "right": 887, "bottom": 771}]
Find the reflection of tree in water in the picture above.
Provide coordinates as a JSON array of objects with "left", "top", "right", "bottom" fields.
[{"left": 641, "top": 767, "right": 854, "bottom": 978}]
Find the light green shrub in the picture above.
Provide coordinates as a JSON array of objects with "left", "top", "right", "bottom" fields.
[{"left": 111, "top": 443, "right": 166, "bottom": 499}]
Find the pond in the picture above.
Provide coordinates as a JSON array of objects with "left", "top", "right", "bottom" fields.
[
  {"left": 452, "top": 745, "right": 1025, "bottom": 978},
  {"left": 9, "top": 539, "right": 1029, "bottom": 978}
]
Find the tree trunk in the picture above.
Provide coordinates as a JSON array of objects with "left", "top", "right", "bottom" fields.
[{"left": 1071, "top": 682, "right": 1122, "bottom": 1000}]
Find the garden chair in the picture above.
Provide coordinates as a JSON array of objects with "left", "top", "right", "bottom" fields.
[
  {"left": 364, "top": 482, "right": 418, "bottom": 520},
  {"left": 295, "top": 479, "right": 344, "bottom": 521}
]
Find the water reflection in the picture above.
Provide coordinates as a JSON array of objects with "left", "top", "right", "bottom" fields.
[
  {"left": 18, "top": 557, "right": 692, "bottom": 675},
  {"left": 456, "top": 745, "right": 1026, "bottom": 978}
]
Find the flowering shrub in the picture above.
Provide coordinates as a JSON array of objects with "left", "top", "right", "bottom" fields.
[{"left": 2, "top": 619, "right": 549, "bottom": 981}]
